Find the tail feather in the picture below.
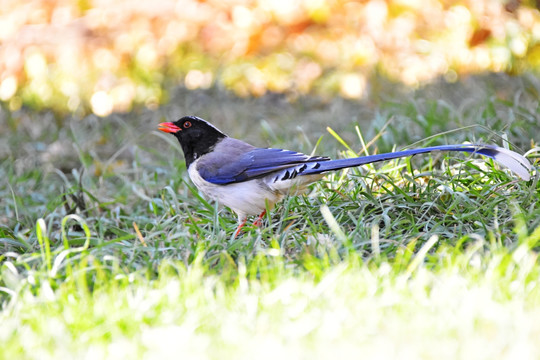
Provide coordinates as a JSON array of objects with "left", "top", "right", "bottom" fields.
[{"left": 301, "top": 145, "right": 532, "bottom": 180}]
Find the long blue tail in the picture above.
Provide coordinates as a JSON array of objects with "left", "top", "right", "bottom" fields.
[{"left": 302, "top": 144, "right": 532, "bottom": 180}]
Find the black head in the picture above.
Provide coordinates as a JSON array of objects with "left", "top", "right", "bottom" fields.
[{"left": 158, "top": 116, "right": 227, "bottom": 167}]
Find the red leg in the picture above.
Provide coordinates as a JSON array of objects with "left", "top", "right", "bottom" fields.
[
  {"left": 234, "top": 218, "right": 247, "bottom": 238},
  {"left": 253, "top": 210, "right": 266, "bottom": 227}
]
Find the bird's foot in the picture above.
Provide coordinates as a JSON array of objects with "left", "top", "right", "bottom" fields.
[
  {"left": 233, "top": 219, "right": 247, "bottom": 239},
  {"left": 252, "top": 210, "right": 266, "bottom": 227},
  {"left": 233, "top": 211, "right": 266, "bottom": 238}
]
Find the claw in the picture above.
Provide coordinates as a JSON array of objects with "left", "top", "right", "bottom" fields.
[
  {"left": 234, "top": 218, "right": 247, "bottom": 238},
  {"left": 253, "top": 210, "right": 266, "bottom": 227}
]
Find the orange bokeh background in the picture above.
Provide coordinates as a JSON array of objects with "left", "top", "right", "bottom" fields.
[{"left": 0, "top": 0, "right": 539, "bottom": 115}]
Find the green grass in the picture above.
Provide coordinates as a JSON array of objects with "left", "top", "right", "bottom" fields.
[{"left": 1, "top": 73, "right": 539, "bottom": 358}]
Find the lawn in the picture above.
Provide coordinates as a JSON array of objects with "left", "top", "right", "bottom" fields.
[{"left": 1, "top": 73, "right": 539, "bottom": 359}]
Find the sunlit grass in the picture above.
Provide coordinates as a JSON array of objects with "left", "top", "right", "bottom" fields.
[{"left": 2, "top": 242, "right": 540, "bottom": 359}]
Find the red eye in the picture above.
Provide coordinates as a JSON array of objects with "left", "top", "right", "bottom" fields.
[{"left": 183, "top": 121, "right": 192, "bottom": 128}]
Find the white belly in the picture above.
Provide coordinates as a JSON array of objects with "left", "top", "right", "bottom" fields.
[
  {"left": 188, "top": 164, "right": 283, "bottom": 219},
  {"left": 187, "top": 161, "right": 325, "bottom": 221}
]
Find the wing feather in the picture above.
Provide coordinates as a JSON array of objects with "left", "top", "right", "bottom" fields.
[{"left": 198, "top": 147, "right": 328, "bottom": 185}]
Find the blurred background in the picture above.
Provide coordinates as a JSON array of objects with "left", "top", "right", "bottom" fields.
[{"left": 0, "top": 0, "right": 539, "bottom": 116}]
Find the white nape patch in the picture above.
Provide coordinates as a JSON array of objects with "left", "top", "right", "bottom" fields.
[{"left": 193, "top": 116, "right": 226, "bottom": 136}]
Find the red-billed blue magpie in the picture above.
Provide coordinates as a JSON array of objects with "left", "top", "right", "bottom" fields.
[{"left": 159, "top": 116, "right": 532, "bottom": 237}]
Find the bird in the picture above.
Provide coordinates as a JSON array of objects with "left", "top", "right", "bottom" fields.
[{"left": 159, "top": 116, "right": 532, "bottom": 237}]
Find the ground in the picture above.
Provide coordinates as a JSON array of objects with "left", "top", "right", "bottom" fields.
[{"left": 0, "top": 73, "right": 539, "bottom": 359}]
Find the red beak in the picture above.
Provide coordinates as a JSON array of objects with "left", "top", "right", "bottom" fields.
[{"left": 158, "top": 122, "right": 181, "bottom": 133}]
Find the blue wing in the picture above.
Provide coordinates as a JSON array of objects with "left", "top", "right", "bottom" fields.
[{"left": 198, "top": 147, "right": 330, "bottom": 185}]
